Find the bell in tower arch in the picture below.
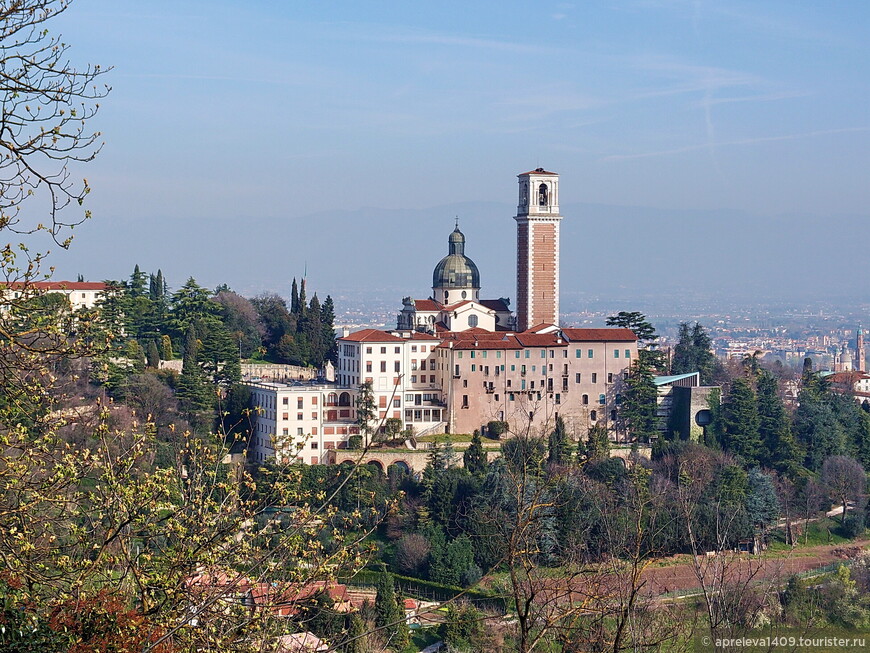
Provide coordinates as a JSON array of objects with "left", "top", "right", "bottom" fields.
[{"left": 538, "top": 183, "right": 548, "bottom": 206}]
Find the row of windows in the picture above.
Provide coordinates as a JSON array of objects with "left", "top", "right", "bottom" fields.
[{"left": 456, "top": 348, "right": 634, "bottom": 360}]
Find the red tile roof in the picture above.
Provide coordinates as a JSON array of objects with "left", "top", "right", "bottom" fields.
[
  {"left": 518, "top": 168, "right": 558, "bottom": 176},
  {"left": 407, "top": 332, "right": 441, "bottom": 341},
  {"left": 411, "top": 299, "right": 441, "bottom": 311},
  {"left": 562, "top": 328, "right": 637, "bottom": 342},
  {"left": 441, "top": 300, "right": 474, "bottom": 311},
  {"left": 525, "top": 323, "right": 559, "bottom": 333},
  {"left": 515, "top": 333, "right": 564, "bottom": 347},
  {"left": 340, "top": 329, "right": 405, "bottom": 343},
  {"left": 2, "top": 281, "right": 107, "bottom": 291}
]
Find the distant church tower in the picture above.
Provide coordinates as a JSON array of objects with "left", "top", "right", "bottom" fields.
[
  {"left": 857, "top": 327, "right": 865, "bottom": 372},
  {"left": 515, "top": 168, "right": 562, "bottom": 331}
]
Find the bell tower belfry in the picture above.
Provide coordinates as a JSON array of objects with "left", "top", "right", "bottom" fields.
[{"left": 515, "top": 168, "right": 562, "bottom": 332}]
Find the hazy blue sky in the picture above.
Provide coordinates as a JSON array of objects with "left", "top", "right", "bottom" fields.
[{"left": 38, "top": 1, "right": 870, "bottom": 299}]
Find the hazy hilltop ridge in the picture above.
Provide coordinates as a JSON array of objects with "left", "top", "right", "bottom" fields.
[{"left": 54, "top": 201, "right": 870, "bottom": 302}]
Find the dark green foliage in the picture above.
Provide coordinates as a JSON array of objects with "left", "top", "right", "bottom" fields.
[
  {"left": 486, "top": 420, "right": 508, "bottom": 438},
  {"left": 547, "top": 416, "right": 570, "bottom": 465},
  {"left": 584, "top": 423, "right": 610, "bottom": 462},
  {"left": 220, "top": 384, "right": 253, "bottom": 439},
  {"left": 356, "top": 381, "right": 376, "bottom": 440},
  {"left": 745, "top": 467, "right": 780, "bottom": 529},
  {"left": 620, "top": 356, "right": 659, "bottom": 442},
  {"left": 176, "top": 325, "right": 214, "bottom": 421},
  {"left": 721, "top": 377, "right": 762, "bottom": 465},
  {"left": 145, "top": 340, "right": 160, "bottom": 368},
  {"left": 168, "top": 277, "right": 216, "bottom": 341},
  {"left": 756, "top": 371, "right": 801, "bottom": 474},
  {"left": 605, "top": 311, "right": 658, "bottom": 343},
  {"left": 463, "top": 430, "right": 488, "bottom": 475},
  {"left": 344, "top": 612, "right": 368, "bottom": 653},
  {"left": 374, "top": 572, "right": 408, "bottom": 650},
  {"left": 442, "top": 602, "right": 486, "bottom": 652},
  {"left": 501, "top": 436, "right": 545, "bottom": 475},
  {"left": 251, "top": 284, "right": 335, "bottom": 366},
  {"left": 671, "top": 321, "right": 717, "bottom": 384}
]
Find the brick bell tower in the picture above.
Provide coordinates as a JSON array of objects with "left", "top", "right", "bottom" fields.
[{"left": 515, "top": 168, "right": 562, "bottom": 332}]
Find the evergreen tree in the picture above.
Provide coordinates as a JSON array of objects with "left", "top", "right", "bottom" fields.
[
  {"left": 356, "top": 381, "right": 376, "bottom": 443},
  {"left": 176, "top": 325, "right": 213, "bottom": 421},
  {"left": 168, "top": 277, "right": 215, "bottom": 341},
  {"left": 374, "top": 572, "right": 407, "bottom": 650},
  {"left": 160, "top": 334, "right": 173, "bottom": 360},
  {"left": 671, "top": 321, "right": 717, "bottom": 384},
  {"left": 721, "top": 377, "right": 762, "bottom": 465},
  {"left": 745, "top": 467, "right": 780, "bottom": 531},
  {"left": 298, "top": 278, "right": 307, "bottom": 318},
  {"left": 146, "top": 340, "right": 160, "bottom": 368},
  {"left": 607, "top": 310, "right": 665, "bottom": 369},
  {"left": 463, "top": 430, "right": 488, "bottom": 476},
  {"left": 756, "top": 371, "right": 800, "bottom": 474},
  {"left": 620, "top": 356, "right": 659, "bottom": 442},
  {"left": 198, "top": 318, "right": 241, "bottom": 386},
  {"left": 290, "top": 277, "right": 299, "bottom": 316},
  {"left": 344, "top": 612, "right": 368, "bottom": 653},
  {"left": 585, "top": 423, "right": 610, "bottom": 461},
  {"left": 547, "top": 415, "right": 570, "bottom": 465},
  {"left": 321, "top": 294, "right": 338, "bottom": 362}
]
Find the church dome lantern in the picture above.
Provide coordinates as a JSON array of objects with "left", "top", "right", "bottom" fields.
[{"left": 432, "top": 226, "right": 481, "bottom": 303}]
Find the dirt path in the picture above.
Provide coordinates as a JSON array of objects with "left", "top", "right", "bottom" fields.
[{"left": 641, "top": 540, "right": 870, "bottom": 596}]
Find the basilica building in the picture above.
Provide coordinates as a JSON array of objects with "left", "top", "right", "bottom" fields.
[{"left": 249, "top": 169, "right": 640, "bottom": 464}]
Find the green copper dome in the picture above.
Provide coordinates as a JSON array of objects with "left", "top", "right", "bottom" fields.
[{"left": 433, "top": 227, "right": 480, "bottom": 289}]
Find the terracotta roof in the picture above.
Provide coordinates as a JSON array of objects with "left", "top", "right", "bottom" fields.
[
  {"left": 562, "top": 328, "right": 637, "bottom": 342},
  {"left": 441, "top": 300, "right": 474, "bottom": 311},
  {"left": 518, "top": 168, "right": 558, "bottom": 176},
  {"left": 515, "top": 333, "right": 565, "bottom": 347},
  {"left": 407, "top": 331, "right": 441, "bottom": 341},
  {"left": 340, "top": 329, "right": 405, "bottom": 343},
  {"left": 479, "top": 299, "right": 509, "bottom": 311},
  {"left": 2, "top": 281, "right": 107, "bottom": 291},
  {"left": 411, "top": 299, "right": 441, "bottom": 311},
  {"left": 441, "top": 335, "right": 523, "bottom": 351},
  {"left": 525, "top": 323, "right": 559, "bottom": 333},
  {"left": 826, "top": 371, "right": 870, "bottom": 383}
]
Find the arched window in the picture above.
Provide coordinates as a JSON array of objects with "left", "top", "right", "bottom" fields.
[
  {"left": 582, "top": 394, "right": 588, "bottom": 405},
  {"left": 327, "top": 393, "right": 338, "bottom": 406},
  {"left": 338, "top": 392, "right": 350, "bottom": 407},
  {"left": 468, "top": 314, "right": 478, "bottom": 328},
  {"left": 590, "top": 410, "right": 597, "bottom": 421},
  {"left": 599, "top": 393, "right": 606, "bottom": 405},
  {"left": 538, "top": 183, "right": 548, "bottom": 206}
]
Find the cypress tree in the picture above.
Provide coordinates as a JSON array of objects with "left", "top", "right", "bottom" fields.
[
  {"left": 374, "top": 572, "right": 407, "bottom": 650},
  {"left": 290, "top": 277, "right": 299, "bottom": 315},
  {"left": 322, "top": 294, "right": 338, "bottom": 362},
  {"left": 146, "top": 340, "right": 160, "bottom": 368},
  {"left": 344, "top": 612, "right": 367, "bottom": 653},
  {"left": 722, "top": 377, "right": 762, "bottom": 465},
  {"left": 547, "top": 415, "right": 570, "bottom": 465},
  {"left": 463, "top": 430, "right": 487, "bottom": 475},
  {"left": 298, "top": 279, "right": 307, "bottom": 317},
  {"left": 160, "top": 334, "right": 173, "bottom": 360}
]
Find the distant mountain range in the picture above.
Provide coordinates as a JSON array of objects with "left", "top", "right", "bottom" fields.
[{"left": 48, "top": 201, "right": 869, "bottom": 305}]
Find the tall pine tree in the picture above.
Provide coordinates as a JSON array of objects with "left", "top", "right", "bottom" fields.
[{"left": 721, "top": 377, "right": 762, "bottom": 465}]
